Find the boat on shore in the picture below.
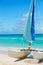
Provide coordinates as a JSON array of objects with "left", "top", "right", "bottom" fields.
[
  {"left": 32, "top": 51, "right": 43, "bottom": 60},
  {"left": 8, "top": 49, "right": 30, "bottom": 58},
  {"left": 8, "top": 0, "right": 35, "bottom": 59}
]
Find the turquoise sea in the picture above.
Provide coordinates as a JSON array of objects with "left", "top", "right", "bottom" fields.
[{"left": 0, "top": 34, "right": 43, "bottom": 49}]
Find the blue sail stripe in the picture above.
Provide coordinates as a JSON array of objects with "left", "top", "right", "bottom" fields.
[{"left": 31, "top": 0, "right": 35, "bottom": 41}]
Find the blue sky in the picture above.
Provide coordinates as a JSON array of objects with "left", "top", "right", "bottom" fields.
[{"left": 0, "top": 0, "right": 43, "bottom": 34}]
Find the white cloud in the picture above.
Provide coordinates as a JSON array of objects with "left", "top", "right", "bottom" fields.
[
  {"left": 20, "top": 12, "right": 29, "bottom": 22},
  {"left": 40, "top": 27, "right": 43, "bottom": 31},
  {"left": 23, "top": 12, "right": 29, "bottom": 17},
  {"left": 23, "top": 12, "right": 33, "bottom": 17},
  {"left": 35, "top": 26, "right": 43, "bottom": 34},
  {"left": 0, "top": 25, "right": 15, "bottom": 32},
  {"left": 21, "top": 18, "right": 27, "bottom": 21}
]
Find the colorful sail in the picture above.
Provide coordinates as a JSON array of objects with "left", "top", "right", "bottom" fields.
[{"left": 24, "top": 0, "right": 35, "bottom": 41}]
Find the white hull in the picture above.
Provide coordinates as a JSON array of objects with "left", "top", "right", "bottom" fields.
[
  {"left": 8, "top": 49, "right": 30, "bottom": 59},
  {"left": 32, "top": 51, "right": 43, "bottom": 60}
]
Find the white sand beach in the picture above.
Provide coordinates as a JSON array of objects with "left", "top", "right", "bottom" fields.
[
  {"left": 0, "top": 47, "right": 43, "bottom": 65},
  {"left": 0, "top": 54, "right": 43, "bottom": 65}
]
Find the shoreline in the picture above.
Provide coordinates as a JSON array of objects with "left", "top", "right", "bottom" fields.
[{"left": 0, "top": 46, "right": 43, "bottom": 51}]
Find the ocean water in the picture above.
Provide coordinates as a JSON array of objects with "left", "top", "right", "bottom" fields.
[
  {"left": 32, "top": 34, "right": 43, "bottom": 49},
  {"left": 0, "top": 34, "right": 43, "bottom": 49}
]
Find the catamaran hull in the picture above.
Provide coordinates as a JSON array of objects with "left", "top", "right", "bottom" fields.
[
  {"left": 32, "top": 51, "right": 43, "bottom": 60},
  {"left": 8, "top": 49, "right": 30, "bottom": 59}
]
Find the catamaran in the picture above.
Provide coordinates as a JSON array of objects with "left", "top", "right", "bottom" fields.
[{"left": 8, "top": 0, "right": 35, "bottom": 59}]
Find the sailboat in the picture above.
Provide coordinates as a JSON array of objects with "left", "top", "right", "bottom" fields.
[{"left": 8, "top": 0, "right": 35, "bottom": 59}]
